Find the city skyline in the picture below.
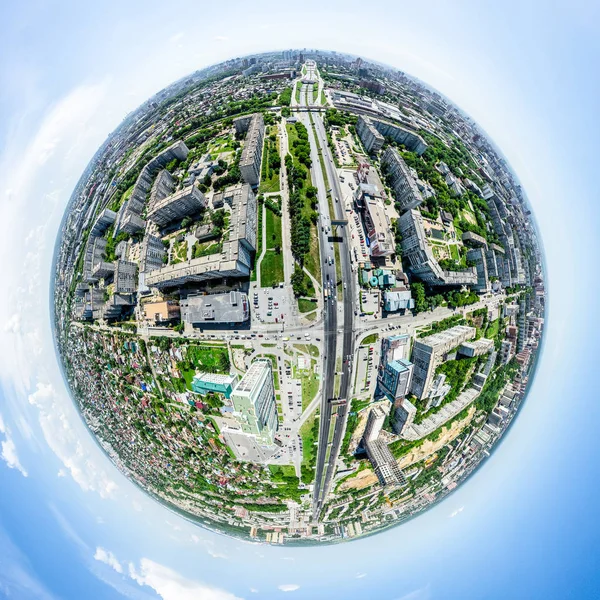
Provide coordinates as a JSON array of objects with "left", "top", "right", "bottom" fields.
[{"left": 1, "top": 1, "right": 599, "bottom": 599}]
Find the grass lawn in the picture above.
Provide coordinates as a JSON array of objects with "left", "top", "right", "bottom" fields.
[
  {"left": 295, "top": 343, "right": 319, "bottom": 358},
  {"left": 485, "top": 319, "right": 500, "bottom": 340},
  {"left": 298, "top": 298, "right": 317, "bottom": 313},
  {"left": 304, "top": 312, "right": 316, "bottom": 322},
  {"left": 171, "top": 240, "right": 188, "bottom": 264},
  {"left": 268, "top": 464, "right": 296, "bottom": 479},
  {"left": 300, "top": 409, "right": 318, "bottom": 484},
  {"left": 259, "top": 173, "right": 280, "bottom": 194},
  {"left": 297, "top": 368, "right": 319, "bottom": 410},
  {"left": 304, "top": 224, "right": 321, "bottom": 281},
  {"left": 260, "top": 251, "right": 284, "bottom": 288},
  {"left": 361, "top": 333, "right": 378, "bottom": 345},
  {"left": 261, "top": 354, "right": 280, "bottom": 390},
  {"left": 449, "top": 244, "right": 460, "bottom": 261},
  {"left": 184, "top": 344, "right": 230, "bottom": 377},
  {"left": 265, "top": 208, "right": 282, "bottom": 249},
  {"left": 192, "top": 239, "right": 222, "bottom": 259}
]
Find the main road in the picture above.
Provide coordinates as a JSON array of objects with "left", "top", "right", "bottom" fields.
[{"left": 294, "top": 62, "right": 357, "bottom": 518}]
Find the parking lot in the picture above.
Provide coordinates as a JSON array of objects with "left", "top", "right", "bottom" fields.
[
  {"left": 250, "top": 285, "right": 291, "bottom": 325},
  {"left": 332, "top": 131, "right": 355, "bottom": 166},
  {"left": 353, "top": 344, "right": 377, "bottom": 395}
]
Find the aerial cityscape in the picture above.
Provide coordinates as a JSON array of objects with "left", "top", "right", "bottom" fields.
[{"left": 53, "top": 49, "right": 546, "bottom": 545}]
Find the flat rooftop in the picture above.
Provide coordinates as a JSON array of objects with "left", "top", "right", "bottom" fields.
[{"left": 181, "top": 291, "right": 249, "bottom": 324}]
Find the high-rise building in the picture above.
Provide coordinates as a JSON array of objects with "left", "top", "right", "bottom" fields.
[
  {"left": 231, "top": 358, "right": 278, "bottom": 445},
  {"left": 380, "top": 334, "right": 410, "bottom": 363},
  {"left": 378, "top": 358, "right": 413, "bottom": 402},
  {"left": 410, "top": 325, "right": 476, "bottom": 400},
  {"left": 466, "top": 247, "right": 490, "bottom": 292},
  {"left": 391, "top": 397, "right": 417, "bottom": 436},
  {"left": 363, "top": 404, "right": 387, "bottom": 444}
]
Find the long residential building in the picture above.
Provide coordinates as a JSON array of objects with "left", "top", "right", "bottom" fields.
[
  {"left": 362, "top": 116, "right": 428, "bottom": 155},
  {"left": 83, "top": 209, "right": 117, "bottom": 282},
  {"left": 145, "top": 184, "right": 256, "bottom": 289},
  {"left": 355, "top": 115, "right": 384, "bottom": 153},
  {"left": 365, "top": 440, "right": 407, "bottom": 489},
  {"left": 410, "top": 325, "right": 476, "bottom": 400},
  {"left": 147, "top": 184, "right": 206, "bottom": 227},
  {"left": 399, "top": 209, "right": 478, "bottom": 287},
  {"left": 381, "top": 147, "right": 423, "bottom": 213},
  {"left": 115, "top": 140, "right": 189, "bottom": 235},
  {"left": 238, "top": 113, "right": 265, "bottom": 187}
]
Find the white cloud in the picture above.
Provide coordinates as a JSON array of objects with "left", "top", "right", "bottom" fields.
[
  {"left": 0, "top": 81, "right": 128, "bottom": 502},
  {"left": 94, "top": 547, "right": 124, "bottom": 574},
  {"left": 355, "top": 573, "right": 367, "bottom": 579},
  {"left": 394, "top": 586, "right": 432, "bottom": 600},
  {"left": 278, "top": 584, "right": 300, "bottom": 592},
  {"left": 128, "top": 557, "right": 243, "bottom": 600},
  {"left": 449, "top": 506, "right": 465, "bottom": 518},
  {"left": 214, "top": 36, "right": 229, "bottom": 42},
  {"left": 28, "top": 382, "right": 118, "bottom": 498},
  {"left": 0, "top": 413, "right": 28, "bottom": 477}
]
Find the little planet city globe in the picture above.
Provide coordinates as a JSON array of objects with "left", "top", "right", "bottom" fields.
[{"left": 53, "top": 50, "right": 546, "bottom": 544}]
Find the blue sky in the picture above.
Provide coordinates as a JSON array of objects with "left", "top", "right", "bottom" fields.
[{"left": 1, "top": 1, "right": 599, "bottom": 598}]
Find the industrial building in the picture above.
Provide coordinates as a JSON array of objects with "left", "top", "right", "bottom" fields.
[
  {"left": 381, "top": 147, "right": 424, "bottom": 213},
  {"left": 230, "top": 358, "right": 278, "bottom": 446},
  {"left": 410, "top": 325, "right": 476, "bottom": 401},
  {"left": 180, "top": 291, "right": 250, "bottom": 325},
  {"left": 145, "top": 184, "right": 257, "bottom": 288}
]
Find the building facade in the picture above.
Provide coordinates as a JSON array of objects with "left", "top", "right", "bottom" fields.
[{"left": 230, "top": 359, "right": 278, "bottom": 445}]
